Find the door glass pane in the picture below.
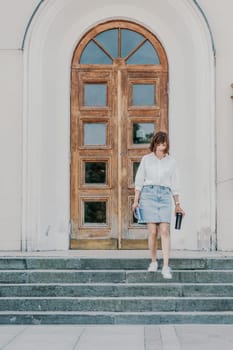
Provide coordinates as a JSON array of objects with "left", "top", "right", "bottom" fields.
[
  {"left": 121, "top": 29, "right": 144, "bottom": 58},
  {"left": 127, "top": 41, "right": 160, "bottom": 64},
  {"left": 85, "top": 162, "right": 106, "bottom": 184},
  {"left": 84, "top": 84, "right": 107, "bottom": 106},
  {"left": 80, "top": 41, "right": 112, "bottom": 64},
  {"left": 133, "top": 162, "right": 140, "bottom": 182},
  {"left": 84, "top": 123, "right": 106, "bottom": 145},
  {"left": 133, "top": 123, "right": 154, "bottom": 144},
  {"left": 84, "top": 201, "right": 106, "bottom": 223},
  {"left": 95, "top": 29, "right": 118, "bottom": 58},
  {"left": 133, "top": 84, "right": 155, "bottom": 106}
]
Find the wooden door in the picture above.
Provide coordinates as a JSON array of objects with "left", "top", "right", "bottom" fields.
[
  {"left": 70, "top": 21, "right": 168, "bottom": 249},
  {"left": 120, "top": 68, "right": 168, "bottom": 248}
]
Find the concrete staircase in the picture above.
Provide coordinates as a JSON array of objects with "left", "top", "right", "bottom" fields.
[{"left": 1, "top": 256, "right": 233, "bottom": 324}]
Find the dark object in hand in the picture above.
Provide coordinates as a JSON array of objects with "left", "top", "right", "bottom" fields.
[
  {"left": 134, "top": 207, "right": 142, "bottom": 221},
  {"left": 175, "top": 212, "right": 183, "bottom": 230}
]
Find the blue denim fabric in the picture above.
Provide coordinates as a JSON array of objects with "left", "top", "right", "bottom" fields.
[{"left": 139, "top": 185, "right": 172, "bottom": 223}]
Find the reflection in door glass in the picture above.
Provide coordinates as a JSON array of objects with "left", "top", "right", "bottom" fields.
[
  {"left": 80, "top": 41, "right": 112, "bottom": 64},
  {"left": 84, "top": 123, "right": 106, "bottom": 145},
  {"left": 133, "top": 123, "right": 154, "bottom": 144},
  {"left": 84, "top": 201, "right": 106, "bottom": 223},
  {"left": 133, "top": 162, "right": 140, "bottom": 182},
  {"left": 84, "top": 84, "right": 107, "bottom": 107},
  {"left": 121, "top": 29, "right": 144, "bottom": 58},
  {"left": 79, "top": 28, "right": 161, "bottom": 66},
  {"left": 127, "top": 41, "right": 160, "bottom": 64},
  {"left": 133, "top": 84, "right": 155, "bottom": 106},
  {"left": 95, "top": 29, "right": 118, "bottom": 58},
  {"left": 85, "top": 162, "right": 106, "bottom": 184}
]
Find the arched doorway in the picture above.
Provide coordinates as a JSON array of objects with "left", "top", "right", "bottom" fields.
[
  {"left": 23, "top": 0, "right": 216, "bottom": 252},
  {"left": 70, "top": 21, "right": 168, "bottom": 249}
]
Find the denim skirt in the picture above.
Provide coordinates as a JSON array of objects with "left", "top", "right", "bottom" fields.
[{"left": 138, "top": 185, "right": 172, "bottom": 224}]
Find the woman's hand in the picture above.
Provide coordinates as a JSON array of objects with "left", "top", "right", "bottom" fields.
[
  {"left": 132, "top": 201, "right": 139, "bottom": 212},
  {"left": 132, "top": 190, "right": 141, "bottom": 212},
  {"left": 175, "top": 204, "right": 185, "bottom": 216}
]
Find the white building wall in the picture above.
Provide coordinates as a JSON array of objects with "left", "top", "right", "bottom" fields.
[
  {"left": 22, "top": 0, "right": 215, "bottom": 251},
  {"left": 0, "top": 0, "right": 38, "bottom": 49},
  {"left": 0, "top": 0, "right": 232, "bottom": 251},
  {"left": 199, "top": 0, "right": 233, "bottom": 250},
  {"left": 0, "top": 1, "right": 37, "bottom": 250},
  {"left": 0, "top": 51, "right": 22, "bottom": 250}
]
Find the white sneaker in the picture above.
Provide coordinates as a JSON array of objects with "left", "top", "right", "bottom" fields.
[
  {"left": 148, "top": 261, "right": 158, "bottom": 272},
  {"left": 162, "top": 266, "right": 172, "bottom": 279}
]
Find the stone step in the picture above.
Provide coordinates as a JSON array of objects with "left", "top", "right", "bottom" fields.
[
  {"left": 0, "top": 269, "right": 233, "bottom": 284},
  {"left": 1, "top": 283, "right": 233, "bottom": 297},
  {"left": 1, "top": 257, "right": 233, "bottom": 325},
  {"left": 0, "top": 296, "right": 233, "bottom": 312},
  {"left": 1, "top": 311, "right": 233, "bottom": 325},
  {"left": 1, "top": 258, "right": 233, "bottom": 270}
]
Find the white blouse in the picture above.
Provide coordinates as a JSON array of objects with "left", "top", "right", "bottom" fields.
[{"left": 135, "top": 153, "right": 180, "bottom": 195}]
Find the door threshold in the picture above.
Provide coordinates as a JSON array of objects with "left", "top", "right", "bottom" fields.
[
  {"left": 70, "top": 238, "right": 161, "bottom": 250},
  {"left": 70, "top": 239, "right": 118, "bottom": 250}
]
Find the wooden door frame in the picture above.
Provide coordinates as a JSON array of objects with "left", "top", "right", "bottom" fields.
[
  {"left": 119, "top": 68, "right": 168, "bottom": 250},
  {"left": 70, "top": 20, "right": 168, "bottom": 249}
]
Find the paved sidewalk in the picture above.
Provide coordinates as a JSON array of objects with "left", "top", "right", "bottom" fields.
[
  {"left": 0, "top": 249, "right": 233, "bottom": 259},
  {"left": 0, "top": 325, "right": 233, "bottom": 350},
  {"left": 1, "top": 250, "right": 233, "bottom": 259}
]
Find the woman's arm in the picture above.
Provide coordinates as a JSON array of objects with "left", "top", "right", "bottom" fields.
[
  {"left": 171, "top": 161, "right": 185, "bottom": 215},
  {"left": 132, "top": 190, "right": 140, "bottom": 211},
  {"left": 173, "top": 194, "right": 185, "bottom": 216}
]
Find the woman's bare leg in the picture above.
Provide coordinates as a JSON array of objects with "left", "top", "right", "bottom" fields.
[
  {"left": 159, "top": 223, "right": 170, "bottom": 267},
  {"left": 147, "top": 223, "right": 158, "bottom": 262}
]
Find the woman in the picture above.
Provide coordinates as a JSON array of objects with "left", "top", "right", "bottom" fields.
[{"left": 132, "top": 131, "right": 185, "bottom": 279}]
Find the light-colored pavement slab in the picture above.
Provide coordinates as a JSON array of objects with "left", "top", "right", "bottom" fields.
[
  {"left": 0, "top": 325, "right": 233, "bottom": 350},
  {"left": 0, "top": 326, "right": 26, "bottom": 348},
  {"left": 176, "top": 325, "right": 233, "bottom": 350},
  {"left": 1, "top": 250, "right": 233, "bottom": 258},
  {"left": 160, "top": 325, "right": 181, "bottom": 350},
  {"left": 74, "top": 326, "right": 145, "bottom": 350},
  {"left": 0, "top": 326, "right": 84, "bottom": 350},
  {"left": 144, "top": 325, "right": 162, "bottom": 350}
]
